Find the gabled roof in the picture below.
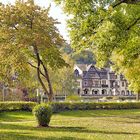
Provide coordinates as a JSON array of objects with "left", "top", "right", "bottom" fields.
[
  {"left": 82, "top": 64, "right": 109, "bottom": 79},
  {"left": 75, "top": 64, "right": 87, "bottom": 71},
  {"left": 83, "top": 65, "right": 101, "bottom": 79}
]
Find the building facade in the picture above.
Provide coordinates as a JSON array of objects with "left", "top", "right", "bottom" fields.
[{"left": 74, "top": 64, "right": 133, "bottom": 96}]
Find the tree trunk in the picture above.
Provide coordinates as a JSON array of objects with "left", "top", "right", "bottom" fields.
[
  {"left": 41, "top": 63, "right": 53, "bottom": 101},
  {"left": 33, "top": 45, "right": 53, "bottom": 102}
]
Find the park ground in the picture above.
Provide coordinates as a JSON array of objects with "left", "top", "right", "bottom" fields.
[{"left": 0, "top": 110, "right": 140, "bottom": 140}]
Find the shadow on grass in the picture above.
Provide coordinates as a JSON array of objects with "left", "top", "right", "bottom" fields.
[
  {"left": 0, "top": 111, "right": 32, "bottom": 122},
  {"left": 108, "top": 115, "right": 140, "bottom": 124},
  {"left": 122, "top": 116, "right": 140, "bottom": 120},
  {"left": 0, "top": 123, "right": 137, "bottom": 135},
  {"left": 0, "top": 131, "right": 84, "bottom": 140},
  {"left": 1, "top": 110, "right": 140, "bottom": 120}
]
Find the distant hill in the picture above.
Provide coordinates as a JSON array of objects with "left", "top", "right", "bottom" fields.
[
  {"left": 62, "top": 43, "right": 96, "bottom": 64},
  {"left": 72, "top": 50, "right": 96, "bottom": 64}
]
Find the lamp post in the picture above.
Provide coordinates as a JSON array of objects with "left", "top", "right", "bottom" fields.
[
  {"left": 36, "top": 88, "right": 39, "bottom": 103},
  {"left": 2, "top": 85, "right": 5, "bottom": 101},
  {"left": 36, "top": 88, "right": 43, "bottom": 104}
]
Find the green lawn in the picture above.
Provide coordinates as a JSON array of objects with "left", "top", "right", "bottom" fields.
[{"left": 0, "top": 110, "right": 140, "bottom": 140}]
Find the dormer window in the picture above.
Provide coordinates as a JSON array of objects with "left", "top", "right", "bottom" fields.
[{"left": 74, "top": 69, "right": 79, "bottom": 77}]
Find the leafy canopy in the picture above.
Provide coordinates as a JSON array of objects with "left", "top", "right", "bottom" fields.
[
  {"left": 0, "top": 0, "right": 67, "bottom": 88},
  {"left": 54, "top": 0, "right": 140, "bottom": 93}
]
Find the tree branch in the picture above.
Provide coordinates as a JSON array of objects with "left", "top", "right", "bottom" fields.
[
  {"left": 91, "top": 1, "right": 140, "bottom": 33},
  {"left": 113, "top": 0, "right": 140, "bottom": 8},
  {"left": 27, "top": 62, "right": 46, "bottom": 78},
  {"left": 113, "top": 0, "right": 125, "bottom": 8},
  {"left": 32, "top": 44, "right": 53, "bottom": 101},
  {"left": 126, "top": 17, "right": 140, "bottom": 30},
  {"left": 40, "top": 59, "right": 54, "bottom": 100},
  {"left": 37, "top": 66, "right": 49, "bottom": 95},
  {"left": 32, "top": 45, "right": 49, "bottom": 95}
]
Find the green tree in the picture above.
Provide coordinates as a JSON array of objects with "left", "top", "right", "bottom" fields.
[
  {"left": 0, "top": 0, "right": 68, "bottom": 101},
  {"left": 49, "top": 54, "right": 77, "bottom": 96},
  {"left": 54, "top": 0, "right": 140, "bottom": 97}
]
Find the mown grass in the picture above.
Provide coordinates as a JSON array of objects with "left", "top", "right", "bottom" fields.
[{"left": 0, "top": 110, "right": 140, "bottom": 140}]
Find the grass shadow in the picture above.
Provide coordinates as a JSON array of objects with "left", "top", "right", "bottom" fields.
[
  {"left": 0, "top": 123, "right": 137, "bottom": 135},
  {"left": 0, "top": 131, "right": 85, "bottom": 140},
  {"left": 57, "top": 110, "right": 140, "bottom": 118},
  {"left": 0, "top": 111, "right": 32, "bottom": 122}
]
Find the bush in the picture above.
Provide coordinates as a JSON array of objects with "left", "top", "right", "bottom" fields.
[
  {"left": 66, "top": 95, "right": 82, "bottom": 102},
  {"left": 112, "top": 96, "right": 120, "bottom": 100},
  {"left": 102, "top": 96, "right": 113, "bottom": 100},
  {"left": 33, "top": 104, "right": 52, "bottom": 127}
]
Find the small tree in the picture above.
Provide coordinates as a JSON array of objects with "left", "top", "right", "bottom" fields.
[{"left": 0, "top": 0, "right": 68, "bottom": 101}]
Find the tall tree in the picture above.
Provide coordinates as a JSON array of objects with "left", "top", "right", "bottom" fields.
[
  {"left": 0, "top": 0, "right": 68, "bottom": 101},
  {"left": 54, "top": 0, "right": 140, "bottom": 96}
]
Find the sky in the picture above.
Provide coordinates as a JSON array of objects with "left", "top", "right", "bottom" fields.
[{"left": 0, "top": 0, "right": 69, "bottom": 41}]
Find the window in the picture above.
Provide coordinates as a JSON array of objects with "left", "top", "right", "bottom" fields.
[
  {"left": 100, "top": 72, "right": 107, "bottom": 79},
  {"left": 102, "top": 89, "right": 107, "bottom": 95},
  {"left": 92, "top": 89, "right": 99, "bottom": 95},
  {"left": 84, "top": 89, "right": 88, "bottom": 94},
  {"left": 110, "top": 90, "right": 113, "bottom": 95},
  {"left": 102, "top": 80, "right": 106, "bottom": 85},
  {"left": 127, "top": 90, "right": 129, "bottom": 95},
  {"left": 110, "top": 73, "right": 117, "bottom": 79},
  {"left": 95, "top": 81, "right": 100, "bottom": 86},
  {"left": 78, "top": 89, "right": 80, "bottom": 95},
  {"left": 121, "top": 90, "right": 125, "bottom": 95},
  {"left": 122, "top": 82, "right": 124, "bottom": 87},
  {"left": 84, "top": 81, "right": 87, "bottom": 86},
  {"left": 74, "top": 69, "right": 79, "bottom": 77}
]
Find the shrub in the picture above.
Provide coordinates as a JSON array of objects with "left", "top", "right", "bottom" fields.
[
  {"left": 112, "top": 96, "right": 120, "bottom": 100},
  {"left": 66, "top": 95, "right": 82, "bottom": 102},
  {"left": 102, "top": 96, "right": 113, "bottom": 100},
  {"left": 33, "top": 104, "right": 52, "bottom": 127}
]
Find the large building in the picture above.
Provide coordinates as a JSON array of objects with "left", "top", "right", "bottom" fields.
[{"left": 74, "top": 64, "right": 133, "bottom": 96}]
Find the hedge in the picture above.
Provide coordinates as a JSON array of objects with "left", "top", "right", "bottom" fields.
[
  {"left": 0, "top": 102, "right": 140, "bottom": 112},
  {"left": 0, "top": 102, "right": 37, "bottom": 112},
  {"left": 51, "top": 102, "right": 140, "bottom": 112}
]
